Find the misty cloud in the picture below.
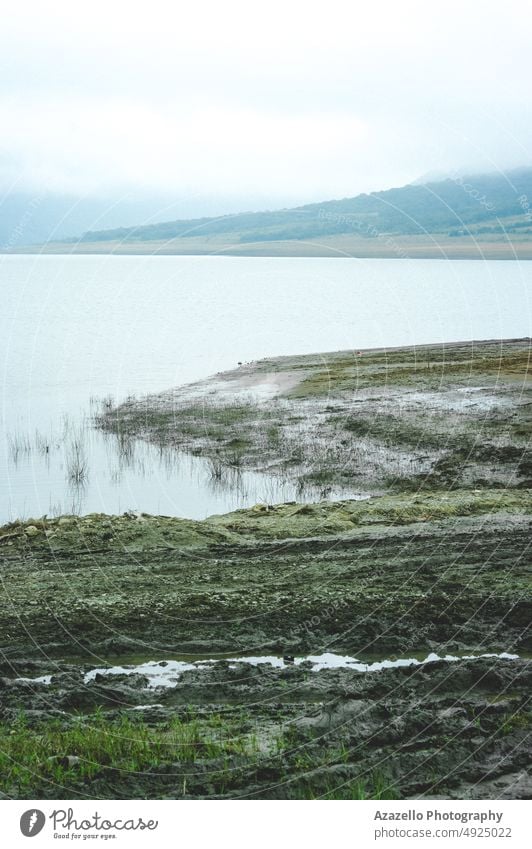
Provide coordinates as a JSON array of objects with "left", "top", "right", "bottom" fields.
[{"left": 0, "top": 0, "right": 530, "bottom": 209}]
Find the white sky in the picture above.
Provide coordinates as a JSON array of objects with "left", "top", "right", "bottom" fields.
[{"left": 1, "top": 0, "right": 531, "bottom": 210}]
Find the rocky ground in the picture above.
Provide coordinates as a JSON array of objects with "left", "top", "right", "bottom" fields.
[{"left": 0, "top": 338, "right": 530, "bottom": 799}]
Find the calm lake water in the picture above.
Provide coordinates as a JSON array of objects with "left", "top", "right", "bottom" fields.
[{"left": 1, "top": 254, "right": 530, "bottom": 523}]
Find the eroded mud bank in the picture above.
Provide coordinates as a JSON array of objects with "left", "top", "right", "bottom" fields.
[{"left": 1, "top": 492, "right": 530, "bottom": 658}]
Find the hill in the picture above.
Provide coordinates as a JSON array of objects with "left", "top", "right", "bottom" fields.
[{"left": 9, "top": 167, "right": 532, "bottom": 258}]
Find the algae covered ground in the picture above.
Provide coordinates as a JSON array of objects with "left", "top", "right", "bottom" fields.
[{"left": 0, "top": 338, "right": 531, "bottom": 799}]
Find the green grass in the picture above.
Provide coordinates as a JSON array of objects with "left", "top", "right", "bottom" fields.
[
  {"left": 0, "top": 709, "right": 259, "bottom": 796},
  {"left": 341, "top": 412, "right": 473, "bottom": 451},
  {"left": 290, "top": 771, "right": 399, "bottom": 800},
  {"left": 0, "top": 709, "right": 400, "bottom": 800},
  {"left": 290, "top": 346, "right": 531, "bottom": 398},
  {"left": 498, "top": 711, "right": 531, "bottom": 736}
]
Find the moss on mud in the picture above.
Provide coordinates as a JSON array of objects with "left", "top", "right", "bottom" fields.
[
  {"left": 1, "top": 488, "right": 529, "bottom": 553},
  {"left": 1, "top": 489, "right": 530, "bottom": 658}
]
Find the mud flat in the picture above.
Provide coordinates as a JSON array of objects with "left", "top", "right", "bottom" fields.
[
  {"left": 0, "top": 492, "right": 531, "bottom": 657},
  {"left": 0, "top": 337, "right": 530, "bottom": 799},
  {"left": 98, "top": 337, "right": 532, "bottom": 498},
  {"left": 0, "top": 651, "right": 531, "bottom": 800}
]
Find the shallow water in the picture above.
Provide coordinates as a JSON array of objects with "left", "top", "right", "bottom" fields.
[
  {"left": 1, "top": 253, "right": 530, "bottom": 522},
  {"left": 4, "top": 426, "right": 363, "bottom": 523}
]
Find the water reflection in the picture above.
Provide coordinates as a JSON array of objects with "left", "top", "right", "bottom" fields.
[{"left": 3, "top": 407, "right": 367, "bottom": 523}]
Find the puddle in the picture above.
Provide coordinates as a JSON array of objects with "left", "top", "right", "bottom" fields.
[
  {"left": 15, "top": 651, "right": 523, "bottom": 690},
  {"left": 78, "top": 650, "right": 521, "bottom": 689},
  {"left": 84, "top": 659, "right": 204, "bottom": 688}
]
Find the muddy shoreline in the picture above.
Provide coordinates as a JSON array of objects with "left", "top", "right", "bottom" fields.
[
  {"left": 1, "top": 491, "right": 530, "bottom": 799},
  {"left": 98, "top": 337, "right": 532, "bottom": 499},
  {"left": 1, "top": 337, "right": 530, "bottom": 799},
  {"left": 1, "top": 497, "right": 531, "bottom": 658}
]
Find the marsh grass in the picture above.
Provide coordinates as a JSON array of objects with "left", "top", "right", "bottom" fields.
[
  {"left": 65, "top": 426, "right": 89, "bottom": 483},
  {"left": 6, "top": 431, "right": 32, "bottom": 463},
  {"left": 207, "top": 455, "right": 224, "bottom": 480},
  {"left": 281, "top": 772, "right": 399, "bottom": 801},
  {"left": 315, "top": 772, "right": 399, "bottom": 800},
  {"left": 7, "top": 416, "right": 90, "bottom": 476},
  {"left": 33, "top": 429, "right": 57, "bottom": 456}
]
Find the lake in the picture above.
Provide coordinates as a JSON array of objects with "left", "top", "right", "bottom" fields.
[{"left": 1, "top": 253, "right": 530, "bottom": 523}]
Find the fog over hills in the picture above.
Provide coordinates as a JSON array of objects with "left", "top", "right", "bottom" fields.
[
  {"left": 4, "top": 167, "right": 532, "bottom": 257},
  {"left": 0, "top": 191, "right": 280, "bottom": 249},
  {"left": 55, "top": 167, "right": 532, "bottom": 245}
]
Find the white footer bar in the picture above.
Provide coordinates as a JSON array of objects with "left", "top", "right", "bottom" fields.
[{"left": 1, "top": 799, "right": 530, "bottom": 848}]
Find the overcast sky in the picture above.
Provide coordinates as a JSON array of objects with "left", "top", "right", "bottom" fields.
[{"left": 1, "top": 0, "right": 531, "bottom": 215}]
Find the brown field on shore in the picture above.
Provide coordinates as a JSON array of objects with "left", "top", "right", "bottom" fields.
[{"left": 9, "top": 233, "right": 532, "bottom": 259}]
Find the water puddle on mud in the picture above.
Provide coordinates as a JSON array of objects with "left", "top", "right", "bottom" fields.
[{"left": 78, "top": 651, "right": 522, "bottom": 689}]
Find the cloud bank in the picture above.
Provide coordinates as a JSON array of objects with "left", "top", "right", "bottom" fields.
[{"left": 0, "top": 0, "right": 530, "bottom": 209}]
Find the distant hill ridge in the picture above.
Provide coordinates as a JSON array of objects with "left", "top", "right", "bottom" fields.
[{"left": 77, "top": 167, "right": 532, "bottom": 245}]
